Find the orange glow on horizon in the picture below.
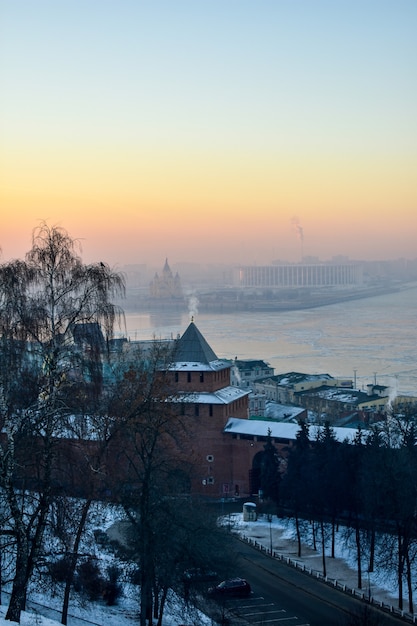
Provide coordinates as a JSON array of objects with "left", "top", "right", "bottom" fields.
[{"left": 1, "top": 2, "right": 416, "bottom": 266}]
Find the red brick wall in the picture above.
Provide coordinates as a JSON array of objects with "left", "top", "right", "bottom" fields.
[
  {"left": 181, "top": 395, "right": 253, "bottom": 497},
  {"left": 8, "top": 421, "right": 292, "bottom": 502},
  {"left": 169, "top": 367, "right": 231, "bottom": 393}
]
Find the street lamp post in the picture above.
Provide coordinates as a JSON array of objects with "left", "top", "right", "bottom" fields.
[{"left": 267, "top": 514, "right": 273, "bottom": 554}]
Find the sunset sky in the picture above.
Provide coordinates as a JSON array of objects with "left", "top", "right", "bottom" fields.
[{"left": 1, "top": 1, "right": 416, "bottom": 267}]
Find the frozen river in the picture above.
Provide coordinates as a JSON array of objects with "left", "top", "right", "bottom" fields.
[{"left": 121, "top": 284, "right": 417, "bottom": 396}]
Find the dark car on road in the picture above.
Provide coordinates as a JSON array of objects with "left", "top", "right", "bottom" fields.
[{"left": 208, "top": 577, "right": 251, "bottom": 598}]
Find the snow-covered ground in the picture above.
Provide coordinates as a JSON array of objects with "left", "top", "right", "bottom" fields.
[
  {"left": 0, "top": 591, "right": 211, "bottom": 626},
  {"left": 0, "top": 511, "right": 407, "bottom": 625},
  {"left": 0, "top": 607, "right": 59, "bottom": 626},
  {"left": 0, "top": 500, "right": 212, "bottom": 626},
  {"left": 230, "top": 512, "right": 400, "bottom": 608}
]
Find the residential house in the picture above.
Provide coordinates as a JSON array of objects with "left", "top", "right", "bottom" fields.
[
  {"left": 253, "top": 372, "right": 351, "bottom": 404},
  {"left": 230, "top": 359, "right": 274, "bottom": 389}
]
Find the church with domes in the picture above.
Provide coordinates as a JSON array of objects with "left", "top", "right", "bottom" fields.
[{"left": 149, "top": 259, "right": 183, "bottom": 300}]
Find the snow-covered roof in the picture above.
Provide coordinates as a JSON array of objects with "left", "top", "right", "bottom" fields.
[
  {"left": 175, "top": 387, "right": 249, "bottom": 405},
  {"left": 295, "top": 385, "right": 388, "bottom": 405},
  {"left": 255, "top": 371, "right": 334, "bottom": 385},
  {"left": 223, "top": 417, "right": 362, "bottom": 443},
  {"left": 168, "top": 360, "right": 229, "bottom": 372},
  {"left": 367, "top": 384, "right": 388, "bottom": 391},
  {"left": 264, "top": 402, "right": 305, "bottom": 421},
  {"left": 231, "top": 359, "right": 273, "bottom": 370},
  {"left": 307, "top": 388, "right": 360, "bottom": 404}
]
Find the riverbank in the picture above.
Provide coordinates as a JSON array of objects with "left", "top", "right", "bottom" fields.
[
  {"left": 120, "top": 284, "right": 409, "bottom": 315},
  {"left": 194, "top": 285, "right": 405, "bottom": 313}
]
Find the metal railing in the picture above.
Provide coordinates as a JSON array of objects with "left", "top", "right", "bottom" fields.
[{"left": 240, "top": 534, "right": 417, "bottom": 624}]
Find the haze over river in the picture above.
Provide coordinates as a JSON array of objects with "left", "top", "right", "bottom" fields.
[{"left": 121, "top": 284, "right": 417, "bottom": 397}]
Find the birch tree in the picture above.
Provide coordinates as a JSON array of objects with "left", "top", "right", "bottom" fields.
[{"left": 0, "top": 223, "right": 124, "bottom": 622}]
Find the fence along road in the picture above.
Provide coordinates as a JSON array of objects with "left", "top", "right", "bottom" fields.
[{"left": 230, "top": 536, "right": 409, "bottom": 626}]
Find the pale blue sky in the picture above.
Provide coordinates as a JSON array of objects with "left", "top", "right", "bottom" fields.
[
  {"left": 2, "top": 1, "right": 416, "bottom": 152},
  {"left": 1, "top": 1, "right": 416, "bottom": 265}
]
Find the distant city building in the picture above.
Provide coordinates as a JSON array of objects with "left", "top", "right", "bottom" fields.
[
  {"left": 235, "top": 263, "right": 363, "bottom": 289},
  {"left": 253, "top": 372, "right": 342, "bottom": 404},
  {"left": 231, "top": 358, "right": 275, "bottom": 389},
  {"left": 248, "top": 392, "right": 267, "bottom": 416},
  {"left": 149, "top": 258, "right": 183, "bottom": 299},
  {"left": 230, "top": 359, "right": 275, "bottom": 416},
  {"left": 293, "top": 383, "right": 390, "bottom": 424}
]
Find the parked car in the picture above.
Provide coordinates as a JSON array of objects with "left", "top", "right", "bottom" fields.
[{"left": 208, "top": 577, "right": 251, "bottom": 598}]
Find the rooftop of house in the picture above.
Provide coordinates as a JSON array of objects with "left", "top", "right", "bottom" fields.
[
  {"left": 367, "top": 384, "right": 388, "bottom": 392},
  {"left": 263, "top": 402, "right": 306, "bottom": 422},
  {"left": 254, "top": 371, "right": 334, "bottom": 385},
  {"left": 294, "top": 385, "right": 388, "bottom": 405},
  {"left": 231, "top": 359, "right": 273, "bottom": 371}
]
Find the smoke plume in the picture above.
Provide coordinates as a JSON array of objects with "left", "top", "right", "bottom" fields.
[
  {"left": 291, "top": 216, "right": 304, "bottom": 241},
  {"left": 187, "top": 293, "right": 199, "bottom": 320}
]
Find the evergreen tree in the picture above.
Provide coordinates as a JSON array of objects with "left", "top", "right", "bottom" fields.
[
  {"left": 281, "top": 420, "right": 312, "bottom": 557},
  {"left": 259, "top": 428, "right": 281, "bottom": 503}
]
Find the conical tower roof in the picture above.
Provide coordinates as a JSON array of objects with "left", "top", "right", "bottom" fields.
[{"left": 174, "top": 320, "right": 218, "bottom": 364}]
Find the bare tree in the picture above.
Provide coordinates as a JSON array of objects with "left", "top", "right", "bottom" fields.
[
  {"left": 0, "top": 223, "right": 125, "bottom": 622},
  {"left": 102, "top": 339, "right": 206, "bottom": 626}
]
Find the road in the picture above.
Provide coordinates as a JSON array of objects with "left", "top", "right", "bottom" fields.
[{"left": 208, "top": 537, "right": 408, "bottom": 626}]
